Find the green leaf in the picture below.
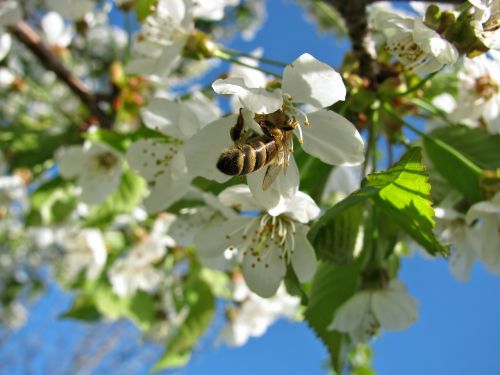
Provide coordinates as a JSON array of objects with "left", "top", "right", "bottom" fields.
[
  {"left": 94, "top": 287, "right": 156, "bottom": 331},
  {"left": 295, "top": 148, "right": 333, "bottom": 202},
  {"left": 365, "top": 147, "right": 448, "bottom": 256},
  {"left": 311, "top": 202, "right": 363, "bottom": 264},
  {"left": 429, "top": 125, "right": 500, "bottom": 170},
  {"left": 135, "top": 0, "right": 157, "bottom": 21},
  {"left": 310, "top": 148, "right": 447, "bottom": 257},
  {"left": 284, "top": 265, "right": 309, "bottom": 305},
  {"left": 84, "top": 169, "right": 146, "bottom": 228},
  {"left": 422, "top": 125, "right": 494, "bottom": 203},
  {"left": 25, "top": 177, "right": 77, "bottom": 226},
  {"left": 153, "top": 279, "right": 215, "bottom": 371},
  {"left": 305, "top": 261, "right": 361, "bottom": 373},
  {"left": 60, "top": 295, "right": 102, "bottom": 322}
]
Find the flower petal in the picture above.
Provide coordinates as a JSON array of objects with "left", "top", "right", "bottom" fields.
[
  {"left": 56, "top": 145, "right": 85, "bottom": 178},
  {"left": 0, "top": 33, "right": 11, "bottom": 61},
  {"left": 143, "top": 170, "right": 191, "bottom": 213},
  {"left": 141, "top": 98, "right": 200, "bottom": 139},
  {"left": 242, "top": 242, "right": 287, "bottom": 297},
  {"left": 290, "top": 224, "right": 317, "bottom": 282},
  {"left": 184, "top": 115, "right": 237, "bottom": 182},
  {"left": 283, "top": 191, "right": 320, "bottom": 223},
  {"left": 212, "top": 77, "right": 283, "bottom": 114},
  {"left": 194, "top": 216, "right": 251, "bottom": 258},
  {"left": 301, "top": 109, "right": 365, "bottom": 166},
  {"left": 328, "top": 292, "right": 371, "bottom": 332},
  {"left": 218, "top": 184, "right": 259, "bottom": 211},
  {"left": 282, "top": 53, "right": 346, "bottom": 108},
  {"left": 372, "top": 283, "right": 418, "bottom": 331}
]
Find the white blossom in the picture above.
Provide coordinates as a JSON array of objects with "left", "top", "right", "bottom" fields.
[
  {"left": 219, "top": 278, "right": 299, "bottom": 346},
  {"left": 372, "top": 9, "right": 458, "bottom": 74},
  {"left": 328, "top": 280, "right": 418, "bottom": 342},
  {"left": 0, "top": 1, "right": 22, "bottom": 27},
  {"left": 41, "top": 12, "right": 74, "bottom": 49},
  {"left": 126, "top": 93, "right": 220, "bottom": 213},
  {"left": 108, "top": 216, "right": 175, "bottom": 297},
  {"left": 195, "top": 184, "right": 319, "bottom": 297},
  {"left": 126, "top": 0, "right": 194, "bottom": 81},
  {"left": 56, "top": 228, "right": 108, "bottom": 282},
  {"left": 451, "top": 52, "right": 500, "bottom": 133},
  {"left": 56, "top": 141, "right": 124, "bottom": 204},
  {"left": 192, "top": 0, "right": 240, "bottom": 21},
  {"left": 46, "top": 0, "right": 94, "bottom": 20}
]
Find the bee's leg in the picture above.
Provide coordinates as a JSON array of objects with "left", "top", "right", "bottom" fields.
[{"left": 230, "top": 108, "right": 245, "bottom": 142}]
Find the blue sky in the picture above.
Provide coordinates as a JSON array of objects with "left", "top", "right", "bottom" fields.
[{"left": 2, "top": 1, "right": 500, "bottom": 374}]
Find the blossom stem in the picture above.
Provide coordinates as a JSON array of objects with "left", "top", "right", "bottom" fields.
[
  {"left": 220, "top": 47, "right": 288, "bottom": 67},
  {"left": 213, "top": 50, "right": 283, "bottom": 77}
]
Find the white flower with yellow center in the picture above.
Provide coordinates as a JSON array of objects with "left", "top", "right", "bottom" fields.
[
  {"left": 328, "top": 280, "right": 418, "bottom": 343},
  {"left": 185, "top": 53, "right": 364, "bottom": 212},
  {"left": 56, "top": 141, "right": 123, "bottom": 204},
  {"left": 126, "top": 0, "right": 194, "bottom": 80},
  {"left": 451, "top": 52, "right": 500, "bottom": 133},
  {"left": 108, "top": 216, "right": 175, "bottom": 297},
  {"left": 126, "top": 93, "right": 220, "bottom": 213},
  {"left": 195, "top": 184, "right": 319, "bottom": 297},
  {"left": 372, "top": 9, "right": 458, "bottom": 74}
]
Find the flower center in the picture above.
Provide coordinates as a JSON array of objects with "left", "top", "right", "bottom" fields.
[
  {"left": 386, "top": 33, "right": 427, "bottom": 67},
  {"left": 475, "top": 75, "right": 499, "bottom": 100},
  {"left": 282, "top": 95, "right": 308, "bottom": 143},
  {"left": 240, "top": 214, "right": 297, "bottom": 269},
  {"left": 93, "top": 151, "right": 119, "bottom": 172}
]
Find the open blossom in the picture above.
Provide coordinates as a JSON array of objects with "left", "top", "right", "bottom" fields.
[
  {"left": 219, "top": 277, "right": 299, "bottom": 346},
  {"left": 126, "top": 93, "right": 220, "bottom": 213},
  {"left": 328, "top": 280, "right": 418, "bottom": 342},
  {"left": 46, "top": 0, "right": 94, "bottom": 20},
  {"left": 195, "top": 184, "right": 319, "bottom": 297},
  {"left": 126, "top": 0, "right": 194, "bottom": 80},
  {"left": 185, "top": 53, "right": 364, "bottom": 210},
  {"left": 468, "top": 0, "right": 500, "bottom": 51},
  {"left": 56, "top": 141, "right": 124, "bottom": 204},
  {"left": 56, "top": 228, "right": 107, "bottom": 282},
  {"left": 192, "top": 0, "right": 240, "bottom": 21},
  {"left": 451, "top": 52, "right": 500, "bottom": 133},
  {"left": 372, "top": 9, "right": 458, "bottom": 74},
  {"left": 41, "top": 12, "right": 74, "bottom": 50},
  {"left": 108, "top": 216, "right": 175, "bottom": 297}
]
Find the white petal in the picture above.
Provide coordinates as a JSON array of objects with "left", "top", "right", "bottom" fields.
[
  {"left": 141, "top": 98, "right": 200, "bottom": 139},
  {"left": 301, "top": 110, "right": 365, "bottom": 166},
  {"left": 143, "top": 171, "right": 191, "bottom": 213},
  {"left": 283, "top": 191, "right": 320, "bottom": 223},
  {"left": 184, "top": 115, "right": 237, "bottom": 182},
  {"left": 479, "top": 215, "right": 500, "bottom": 269},
  {"left": 218, "top": 184, "right": 259, "bottom": 211},
  {"left": 42, "top": 12, "right": 64, "bottom": 45},
  {"left": 282, "top": 53, "right": 346, "bottom": 108},
  {"left": 158, "top": 0, "right": 187, "bottom": 22},
  {"left": 372, "top": 285, "right": 418, "bottom": 331},
  {"left": 56, "top": 145, "right": 86, "bottom": 178},
  {"left": 194, "top": 217, "right": 250, "bottom": 258},
  {"left": 247, "top": 156, "right": 300, "bottom": 215},
  {"left": 212, "top": 77, "right": 283, "bottom": 114},
  {"left": 327, "top": 292, "right": 371, "bottom": 332},
  {"left": 126, "top": 139, "right": 183, "bottom": 182},
  {"left": 449, "top": 229, "right": 480, "bottom": 282},
  {"left": 242, "top": 242, "right": 287, "bottom": 297},
  {"left": 0, "top": 34, "right": 12, "bottom": 61},
  {"left": 290, "top": 224, "right": 317, "bottom": 282}
]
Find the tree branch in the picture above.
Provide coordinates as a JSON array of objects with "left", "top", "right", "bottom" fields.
[
  {"left": 9, "top": 21, "right": 113, "bottom": 129},
  {"left": 322, "top": 0, "right": 379, "bottom": 88}
]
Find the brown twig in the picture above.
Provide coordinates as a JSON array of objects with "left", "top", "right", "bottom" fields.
[
  {"left": 322, "top": 0, "right": 379, "bottom": 88},
  {"left": 9, "top": 21, "right": 113, "bottom": 129}
]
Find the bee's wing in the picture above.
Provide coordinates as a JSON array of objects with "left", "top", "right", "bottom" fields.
[
  {"left": 262, "top": 163, "right": 282, "bottom": 191},
  {"left": 282, "top": 131, "right": 293, "bottom": 176}
]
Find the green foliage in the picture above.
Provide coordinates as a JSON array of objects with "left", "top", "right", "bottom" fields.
[
  {"left": 305, "top": 261, "right": 361, "bottom": 373},
  {"left": 153, "top": 278, "right": 215, "bottom": 371},
  {"left": 295, "top": 148, "right": 333, "bottom": 202},
  {"left": 25, "top": 177, "right": 77, "bottom": 226},
  {"left": 84, "top": 169, "right": 146, "bottom": 228},
  {"left": 310, "top": 148, "right": 447, "bottom": 257},
  {"left": 60, "top": 294, "right": 102, "bottom": 321},
  {"left": 135, "top": 0, "right": 157, "bottom": 21}
]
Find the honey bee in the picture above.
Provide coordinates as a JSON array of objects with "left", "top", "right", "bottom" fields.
[{"left": 217, "top": 108, "right": 296, "bottom": 190}]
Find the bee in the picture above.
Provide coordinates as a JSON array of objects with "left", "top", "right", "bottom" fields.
[{"left": 217, "top": 108, "right": 296, "bottom": 190}]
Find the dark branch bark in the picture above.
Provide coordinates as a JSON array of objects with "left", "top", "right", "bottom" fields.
[
  {"left": 323, "top": 0, "right": 379, "bottom": 87},
  {"left": 9, "top": 21, "right": 113, "bottom": 129}
]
